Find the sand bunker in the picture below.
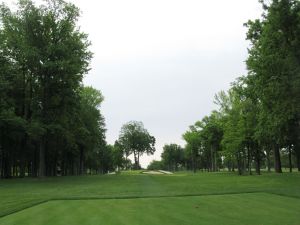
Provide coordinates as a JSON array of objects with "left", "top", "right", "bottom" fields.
[
  {"left": 107, "top": 172, "right": 116, "bottom": 175},
  {"left": 141, "top": 170, "right": 173, "bottom": 175},
  {"left": 158, "top": 170, "right": 173, "bottom": 174}
]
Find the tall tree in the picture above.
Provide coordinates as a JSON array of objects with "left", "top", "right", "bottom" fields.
[
  {"left": 183, "top": 126, "right": 201, "bottom": 173},
  {"left": 118, "top": 121, "right": 155, "bottom": 169},
  {"left": 245, "top": 0, "right": 300, "bottom": 172},
  {"left": 75, "top": 86, "right": 105, "bottom": 175},
  {"left": 161, "top": 144, "right": 184, "bottom": 171},
  {"left": 0, "top": 0, "right": 106, "bottom": 178}
]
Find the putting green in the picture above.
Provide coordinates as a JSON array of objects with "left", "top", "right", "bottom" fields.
[{"left": 0, "top": 193, "right": 299, "bottom": 225}]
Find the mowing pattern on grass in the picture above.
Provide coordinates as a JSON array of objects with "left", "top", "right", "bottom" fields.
[
  {"left": 0, "top": 172, "right": 300, "bottom": 223},
  {"left": 0, "top": 193, "right": 300, "bottom": 225}
]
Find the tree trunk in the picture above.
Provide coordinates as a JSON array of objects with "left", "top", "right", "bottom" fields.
[
  {"left": 236, "top": 153, "right": 242, "bottom": 175},
  {"left": 0, "top": 146, "right": 2, "bottom": 178},
  {"left": 273, "top": 144, "right": 282, "bottom": 173},
  {"left": 214, "top": 150, "right": 218, "bottom": 172},
  {"left": 296, "top": 145, "right": 300, "bottom": 172},
  {"left": 297, "top": 152, "right": 300, "bottom": 172},
  {"left": 288, "top": 145, "right": 292, "bottom": 173},
  {"left": 133, "top": 151, "right": 138, "bottom": 170},
  {"left": 294, "top": 141, "right": 300, "bottom": 172},
  {"left": 79, "top": 146, "right": 84, "bottom": 175},
  {"left": 19, "top": 135, "right": 27, "bottom": 178},
  {"left": 211, "top": 145, "right": 215, "bottom": 172},
  {"left": 247, "top": 144, "right": 252, "bottom": 175},
  {"left": 137, "top": 152, "right": 140, "bottom": 169},
  {"left": 3, "top": 153, "right": 12, "bottom": 178},
  {"left": 192, "top": 156, "right": 196, "bottom": 173},
  {"left": 192, "top": 152, "right": 196, "bottom": 173},
  {"left": 39, "top": 139, "right": 46, "bottom": 177},
  {"left": 255, "top": 148, "right": 261, "bottom": 175},
  {"left": 32, "top": 144, "right": 39, "bottom": 177},
  {"left": 125, "top": 154, "right": 128, "bottom": 170},
  {"left": 266, "top": 149, "right": 271, "bottom": 172}
]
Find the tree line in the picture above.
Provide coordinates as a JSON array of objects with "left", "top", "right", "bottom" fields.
[
  {"left": 148, "top": 0, "right": 300, "bottom": 175},
  {"left": 0, "top": 0, "right": 157, "bottom": 178},
  {"left": 1, "top": 0, "right": 299, "bottom": 178},
  {"left": 0, "top": 0, "right": 110, "bottom": 178}
]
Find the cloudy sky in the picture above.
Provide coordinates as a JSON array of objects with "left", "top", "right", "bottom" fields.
[
  {"left": 73, "top": 0, "right": 263, "bottom": 168},
  {"left": 7, "top": 0, "right": 263, "bottom": 167}
]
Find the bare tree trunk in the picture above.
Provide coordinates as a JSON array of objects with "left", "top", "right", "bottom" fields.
[
  {"left": 255, "top": 148, "right": 261, "bottom": 175},
  {"left": 247, "top": 144, "right": 252, "bottom": 175},
  {"left": 79, "top": 146, "right": 84, "bottom": 175},
  {"left": 210, "top": 146, "right": 213, "bottom": 172},
  {"left": 214, "top": 150, "right": 217, "bottom": 172},
  {"left": 297, "top": 152, "right": 300, "bottom": 172},
  {"left": 125, "top": 155, "right": 127, "bottom": 170},
  {"left": 192, "top": 155, "right": 196, "bottom": 173},
  {"left": 236, "top": 152, "right": 242, "bottom": 175},
  {"left": 288, "top": 145, "right": 292, "bottom": 173},
  {"left": 295, "top": 142, "right": 300, "bottom": 172},
  {"left": 273, "top": 144, "right": 282, "bottom": 173},
  {"left": 133, "top": 151, "right": 138, "bottom": 170},
  {"left": 266, "top": 149, "right": 271, "bottom": 172},
  {"left": 3, "top": 150, "right": 12, "bottom": 178},
  {"left": 39, "top": 139, "right": 45, "bottom": 177}
]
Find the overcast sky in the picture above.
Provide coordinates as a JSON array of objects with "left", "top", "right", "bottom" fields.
[
  {"left": 72, "top": 0, "right": 263, "bottom": 168},
  {"left": 6, "top": 0, "right": 263, "bottom": 167}
]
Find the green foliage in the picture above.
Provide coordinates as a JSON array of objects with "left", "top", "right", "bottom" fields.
[
  {"left": 118, "top": 121, "right": 155, "bottom": 169},
  {"left": 161, "top": 144, "right": 184, "bottom": 171},
  {"left": 183, "top": 0, "right": 300, "bottom": 174},
  {"left": 183, "top": 111, "right": 223, "bottom": 172},
  {"left": 147, "top": 160, "right": 164, "bottom": 170},
  {"left": 244, "top": 0, "right": 300, "bottom": 172},
  {"left": 0, "top": 0, "right": 105, "bottom": 178}
]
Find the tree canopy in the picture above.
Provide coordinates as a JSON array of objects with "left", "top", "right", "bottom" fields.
[
  {"left": 0, "top": 0, "right": 105, "bottom": 178},
  {"left": 181, "top": 0, "right": 300, "bottom": 174},
  {"left": 118, "top": 121, "right": 155, "bottom": 169}
]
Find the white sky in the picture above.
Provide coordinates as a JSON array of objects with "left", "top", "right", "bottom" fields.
[{"left": 5, "top": 0, "right": 263, "bottom": 168}]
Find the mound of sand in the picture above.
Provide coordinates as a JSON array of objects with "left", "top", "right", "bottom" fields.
[
  {"left": 107, "top": 172, "right": 116, "bottom": 175},
  {"left": 141, "top": 170, "right": 173, "bottom": 175},
  {"left": 158, "top": 170, "right": 173, "bottom": 174}
]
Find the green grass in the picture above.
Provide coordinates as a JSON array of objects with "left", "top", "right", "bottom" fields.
[
  {"left": 0, "top": 171, "right": 299, "bottom": 224},
  {"left": 1, "top": 193, "right": 300, "bottom": 225}
]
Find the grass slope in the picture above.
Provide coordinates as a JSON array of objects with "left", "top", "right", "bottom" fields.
[{"left": 0, "top": 171, "right": 299, "bottom": 223}]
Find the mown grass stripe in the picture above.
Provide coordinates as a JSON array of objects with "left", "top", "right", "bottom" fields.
[{"left": 0, "top": 190, "right": 271, "bottom": 218}]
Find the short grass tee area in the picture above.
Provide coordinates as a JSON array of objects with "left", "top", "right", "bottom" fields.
[{"left": 0, "top": 172, "right": 300, "bottom": 225}]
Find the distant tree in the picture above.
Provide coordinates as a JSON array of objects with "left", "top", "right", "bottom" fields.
[
  {"left": 198, "top": 111, "right": 223, "bottom": 172},
  {"left": 216, "top": 88, "right": 250, "bottom": 175},
  {"left": 112, "top": 141, "right": 125, "bottom": 170},
  {"left": 118, "top": 121, "right": 155, "bottom": 169},
  {"left": 147, "top": 160, "right": 164, "bottom": 170},
  {"left": 183, "top": 128, "right": 201, "bottom": 173},
  {"left": 99, "top": 145, "right": 113, "bottom": 174},
  {"left": 183, "top": 111, "right": 223, "bottom": 173},
  {"left": 161, "top": 144, "right": 184, "bottom": 171}
]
